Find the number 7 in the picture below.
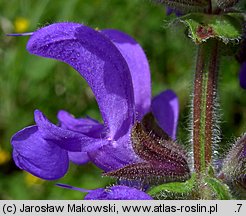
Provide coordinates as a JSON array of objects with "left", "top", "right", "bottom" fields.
[{"left": 237, "top": 204, "right": 242, "bottom": 212}]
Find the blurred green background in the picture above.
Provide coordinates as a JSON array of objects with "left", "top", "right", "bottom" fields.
[{"left": 0, "top": 0, "right": 246, "bottom": 199}]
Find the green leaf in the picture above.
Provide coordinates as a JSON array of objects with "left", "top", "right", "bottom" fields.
[
  {"left": 179, "top": 13, "right": 245, "bottom": 44},
  {"left": 205, "top": 177, "right": 232, "bottom": 200},
  {"left": 148, "top": 174, "right": 196, "bottom": 199}
]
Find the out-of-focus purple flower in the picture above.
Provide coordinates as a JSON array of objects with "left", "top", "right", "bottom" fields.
[
  {"left": 239, "top": 62, "right": 246, "bottom": 89},
  {"left": 166, "top": 7, "right": 182, "bottom": 16},
  {"left": 154, "top": 0, "right": 207, "bottom": 15},
  {"left": 56, "top": 183, "right": 153, "bottom": 200},
  {"left": 158, "top": 0, "right": 183, "bottom": 16},
  {"left": 11, "top": 22, "right": 179, "bottom": 181},
  {"left": 236, "top": 26, "right": 246, "bottom": 89}
]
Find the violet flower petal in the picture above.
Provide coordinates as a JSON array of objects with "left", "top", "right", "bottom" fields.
[
  {"left": 101, "top": 29, "right": 151, "bottom": 120},
  {"left": 165, "top": 0, "right": 182, "bottom": 16},
  {"left": 151, "top": 90, "right": 179, "bottom": 140},
  {"left": 166, "top": 7, "right": 182, "bottom": 16},
  {"left": 57, "top": 110, "right": 105, "bottom": 138},
  {"left": 239, "top": 62, "right": 246, "bottom": 89},
  {"left": 68, "top": 151, "right": 90, "bottom": 165},
  {"left": 12, "top": 126, "right": 69, "bottom": 180},
  {"left": 84, "top": 185, "right": 153, "bottom": 200},
  {"left": 89, "top": 132, "right": 141, "bottom": 171},
  {"left": 27, "top": 22, "right": 135, "bottom": 139},
  {"left": 166, "top": 7, "right": 174, "bottom": 15},
  {"left": 56, "top": 184, "right": 152, "bottom": 200},
  {"left": 57, "top": 110, "right": 105, "bottom": 164},
  {"left": 34, "top": 110, "right": 107, "bottom": 152}
]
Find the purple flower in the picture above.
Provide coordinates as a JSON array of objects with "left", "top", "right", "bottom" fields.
[
  {"left": 57, "top": 184, "right": 153, "bottom": 200},
  {"left": 166, "top": 5, "right": 182, "bottom": 17},
  {"left": 11, "top": 22, "right": 179, "bottom": 181},
  {"left": 236, "top": 25, "right": 246, "bottom": 89},
  {"left": 239, "top": 62, "right": 246, "bottom": 89},
  {"left": 166, "top": 8, "right": 182, "bottom": 16},
  {"left": 156, "top": 0, "right": 185, "bottom": 16}
]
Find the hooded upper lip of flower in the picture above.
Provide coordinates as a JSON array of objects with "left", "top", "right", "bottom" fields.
[{"left": 11, "top": 22, "right": 179, "bottom": 181}]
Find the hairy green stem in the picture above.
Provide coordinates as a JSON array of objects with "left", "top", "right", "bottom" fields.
[{"left": 192, "top": 40, "right": 219, "bottom": 174}]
